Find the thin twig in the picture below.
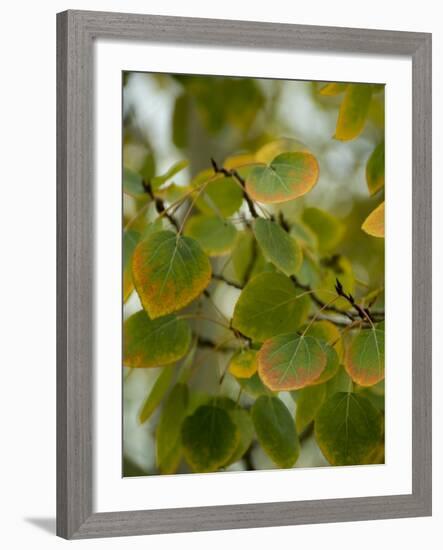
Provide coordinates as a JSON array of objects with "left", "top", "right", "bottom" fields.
[{"left": 210, "top": 157, "right": 259, "bottom": 218}]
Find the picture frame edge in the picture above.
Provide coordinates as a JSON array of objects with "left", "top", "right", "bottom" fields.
[{"left": 56, "top": 10, "right": 432, "bottom": 540}]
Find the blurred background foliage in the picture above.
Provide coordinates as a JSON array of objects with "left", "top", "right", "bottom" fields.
[{"left": 123, "top": 72, "right": 385, "bottom": 475}]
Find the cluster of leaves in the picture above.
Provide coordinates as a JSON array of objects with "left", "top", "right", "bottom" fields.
[{"left": 123, "top": 79, "right": 385, "bottom": 475}]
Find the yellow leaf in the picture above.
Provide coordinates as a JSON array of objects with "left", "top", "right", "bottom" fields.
[{"left": 362, "top": 202, "right": 385, "bottom": 238}]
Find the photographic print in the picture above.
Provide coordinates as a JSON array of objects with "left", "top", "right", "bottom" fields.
[{"left": 122, "top": 73, "right": 385, "bottom": 476}]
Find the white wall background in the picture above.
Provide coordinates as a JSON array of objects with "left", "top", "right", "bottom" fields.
[{"left": 0, "top": 0, "right": 440, "bottom": 548}]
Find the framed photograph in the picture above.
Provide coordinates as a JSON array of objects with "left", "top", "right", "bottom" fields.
[{"left": 57, "top": 10, "right": 432, "bottom": 539}]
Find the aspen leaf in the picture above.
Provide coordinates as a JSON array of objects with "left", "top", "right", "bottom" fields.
[
  {"left": 150, "top": 160, "right": 189, "bottom": 190},
  {"left": 123, "top": 311, "right": 191, "bottom": 368},
  {"left": 366, "top": 142, "right": 385, "bottom": 195},
  {"left": 258, "top": 334, "right": 327, "bottom": 391},
  {"left": 156, "top": 384, "right": 188, "bottom": 474},
  {"left": 294, "top": 383, "right": 327, "bottom": 433},
  {"left": 246, "top": 152, "right": 319, "bottom": 204},
  {"left": 181, "top": 405, "right": 239, "bottom": 472},
  {"left": 315, "top": 392, "right": 383, "bottom": 465},
  {"left": 232, "top": 272, "right": 311, "bottom": 341},
  {"left": 251, "top": 396, "right": 299, "bottom": 468},
  {"left": 319, "top": 82, "right": 347, "bottom": 96},
  {"left": 345, "top": 323, "right": 385, "bottom": 386},
  {"left": 138, "top": 366, "right": 176, "bottom": 424},
  {"left": 253, "top": 218, "right": 302, "bottom": 276},
  {"left": 185, "top": 215, "right": 237, "bottom": 256},
  {"left": 302, "top": 207, "right": 344, "bottom": 252},
  {"left": 132, "top": 230, "right": 211, "bottom": 318},
  {"left": 335, "top": 84, "right": 373, "bottom": 141},
  {"left": 228, "top": 349, "right": 258, "bottom": 379},
  {"left": 362, "top": 202, "right": 385, "bottom": 238}
]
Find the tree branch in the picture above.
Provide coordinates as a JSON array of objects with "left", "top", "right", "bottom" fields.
[{"left": 143, "top": 180, "right": 180, "bottom": 230}]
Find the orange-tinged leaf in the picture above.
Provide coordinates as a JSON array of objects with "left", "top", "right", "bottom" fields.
[
  {"left": 362, "top": 202, "right": 385, "bottom": 238},
  {"left": 335, "top": 84, "right": 373, "bottom": 141},
  {"left": 132, "top": 230, "right": 211, "bottom": 318},
  {"left": 246, "top": 152, "right": 319, "bottom": 204},
  {"left": 345, "top": 323, "right": 385, "bottom": 386},
  {"left": 258, "top": 334, "right": 327, "bottom": 391}
]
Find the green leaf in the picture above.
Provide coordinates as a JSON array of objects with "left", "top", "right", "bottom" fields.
[
  {"left": 172, "top": 93, "right": 189, "bottom": 149},
  {"left": 345, "top": 323, "right": 385, "bottom": 386},
  {"left": 319, "top": 82, "right": 347, "bottom": 96},
  {"left": 362, "top": 202, "right": 385, "bottom": 238},
  {"left": 253, "top": 219, "right": 302, "bottom": 276},
  {"left": 123, "top": 167, "right": 146, "bottom": 197},
  {"left": 258, "top": 334, "right": 327, "bottom": 391},
  {"left": 226, "top": 408, "right": 255, "bottom": 465},
  {"left": 138, "top": 366, "right": 176, "bottom": 424},
  {"left": 246, "top": 152, "right": 319, "bottom": 204},
  {"left": 184, "top": 215, "right": 237, "bottom": 256},
  {"left": 302, "top": 207, "right": 344, "bottom": 252},
  {"left": 228, "top": 349, "right": 258, "bottom": 379},
  {"left": 366, "top": 142, "right": 385, "bottom": 195},
  {"left": 315, "top": 392, "right": 383, "bottom": 465},
  {"left": 335, "top": 84, "right": 373, "bottom": 141},
  {"left": 181, "top": 405, "right": 239, "bottom": 472},
  {"left": 123, "top": 311, "right": 191, "bottom": 368},
  {"left": 151, "top": 160, "right": 189, "bottom": 190},
  {"left": 314, "top": 255, "right": 355, "bottom": 311},
  {"left": 123, "top": 230, "right": 141, "bottom": 302},
  {"left": 236, "top": 372, "right": 274, "bottom": 397},
  {"left": 294, "top": 384, "right": 327, "bottom": 433},
  {"left": 303, "top": 321, "right": 342, "bottom": 384},
  {"left": 231, "top": 230, "right": 255, "bottom": 284},
  {"left": 132, "top": 230, "right": 211, "bottom": 318},
  {"left": 156, "top": 383, "right": 188, "bottom": 474},
  {"left": 254, "top": 138, "right": 308, "bottom": 164},
  {"left": 232, "top": 272, "right": 311, "bottom": 341},
  {"left": 251, "top": 396, "right": 299, "bottom": 468},
  {"left": 195, "top": 173, "right": 244, "bottom": 217}
]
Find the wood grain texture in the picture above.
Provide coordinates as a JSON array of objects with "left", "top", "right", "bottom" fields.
[{"left": 56, "top": 10, "right": 432, "bottom": 539}]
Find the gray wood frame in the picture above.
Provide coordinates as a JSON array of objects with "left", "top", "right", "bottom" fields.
[{"left": 57, "top": 9, "right": 432, "bottom": 539}]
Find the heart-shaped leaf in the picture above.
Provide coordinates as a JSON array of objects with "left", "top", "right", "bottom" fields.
[
  {"left": 335, "top": 84, "right": 373, "bottom": 141},
  {"left": 185, "top": 215, "right": 237, "bottom": 256},
  {"left": 251, "top": 396, "right": 299, "bottom": 468},
  {"left": 366, "top": 142, "right": 385, "bottom": 195},
  {"left": 123, "top": 310, "right": 191, "bottom": 368},
  {"left": 362, "top": 202, "right": 384, "bottom": 238},
  {"left": 181, "top": 405, "right": 239, "bottom": 472},
  {"left": 254, "top": 138, "right": 308, "bottom": 164},
  {"left": 232, "top": 272, "right": 311, "bottom": 341},
  {"left": 156, "top": 383, "right": 189, "bottom": 474},
  {"left": 132, "top": 230, "right": 211, "bottom": 318},
  {"left": 315, "top": 392, "right": 383, "bottom": 465},
  {"left": 246, "top": 152, "right": 319, "bottom": 204},
  {"left": 193, "top": 171, "right": 243, "bottom": 217},
  {"left": 228, "top": 349, "right": 258, "bottom": 379},
  {"left": 253, "top": 218, "right": 302, "bottom": 276},
  {"left": 345, "top": 323, "right": 385, "bottom": 386},
  {"left": 258, "top": 334, "right": 327, "bottom": 391}
]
